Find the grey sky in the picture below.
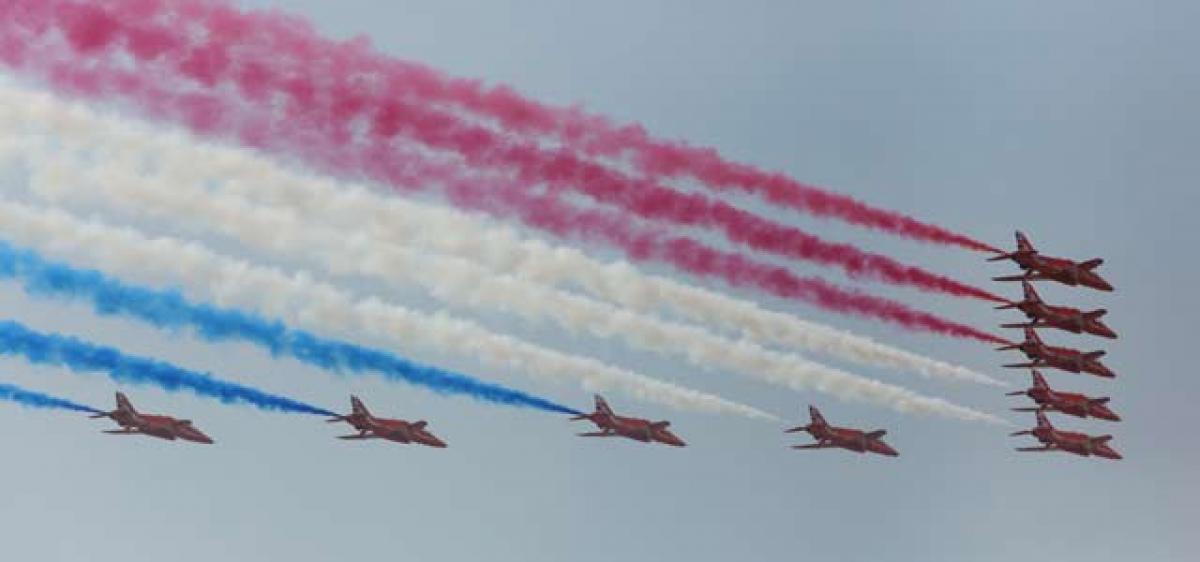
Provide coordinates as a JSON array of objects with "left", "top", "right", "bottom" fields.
[{"left": 0, "top": 1, "right": 1196, "bottom": 560}]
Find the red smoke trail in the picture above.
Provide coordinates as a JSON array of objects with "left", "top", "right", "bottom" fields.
[
  {"left": 49, "top": 0, "right": 998, "bottom": 254},
  {"left": 0, "top": 2, "right": 1005, "bottom": 343},
  {"left": 5, "top": 0, "right": 1003, "bottom": 302}
]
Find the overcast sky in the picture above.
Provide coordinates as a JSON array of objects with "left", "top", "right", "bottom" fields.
[{"left": 0, "top": 1, "right": 1196, "bottom": 560}]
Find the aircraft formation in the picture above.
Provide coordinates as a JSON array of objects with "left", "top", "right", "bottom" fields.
[
  {"left": 27, "top": 230, "right": 1120, "bottom": 459},
  {"left": 80, "top": 391, "right": 899, "bottom": 454},
  {"left": 991, "top": 232, "right": 1123, "bottom": 460},
  {"left": 8, "top": 229, "right": 1126, "bottom": 462}
]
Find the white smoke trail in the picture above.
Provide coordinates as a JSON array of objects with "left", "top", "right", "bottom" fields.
[
  {"left": 0, "top": 86, "right": 1007, "bottom": 424},
  {"left": 0, "top": 81, "right": 999, "bottom": 388},
  {"left": 22, "top": 154, "right": 1004, "bottom": 424},
  {"left": 21, "top": 157, "right": 1002, "bottom": 423},
  {"left": 0, "top": 198, "right": 771, "bottom": 419}
]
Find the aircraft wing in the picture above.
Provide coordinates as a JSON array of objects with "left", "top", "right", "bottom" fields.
[
  {"left": 102, "top": 428, "right": 141, "bottom": 435},
  {"left": 791, "top": 442, "right": 835, "bottom": 450},
  {"left": 1004, "top": 361, "right": 1043, "bottom": 369},
  {"left": 1015, "top": 445, "right": 1058, "bottom": 452},
  {"left": 994, "top": 272, "right": 1048, "bottom": 282},
  {"left": 337, "top": 433, "right": 380, "bottom": 440},
  {"left": 577, "top": 431, "right": 617, "bottom": 437},
  {"left": 1001, "top": 321, "right": 1045, "bottom": 329}
]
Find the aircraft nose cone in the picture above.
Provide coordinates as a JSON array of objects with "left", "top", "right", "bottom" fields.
[
  {"left": 1095, "top": 408, "right": 1121, "bottom": 422},
  {"left": 871, "top": 442, "right": 899, "bottom": 457},
  {"left": 180, "top": 428, "right": 215, "bottom": 444},
  {"left": 658, "top": 431, "right": 686, "bottom": 447},
  {"left": 420, "top": 433, "right": 447, "bottom": 448}
]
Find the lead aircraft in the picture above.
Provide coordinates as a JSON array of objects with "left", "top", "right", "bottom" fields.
[{"left": 990, "top": 231, "right": 1113, "bottom": 291}]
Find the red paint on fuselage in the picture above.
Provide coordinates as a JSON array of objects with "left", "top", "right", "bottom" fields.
[
  {"left": 1008, "top": 371, "right": 1120, "bottom": 421},
  {"left": 573, "top": 395, "right": 686, "bottom": 447},
  {"left": 1001, "top": 328, "right": 1116, "bottom": 378},
  {"left": 93, "top": 392, "right": 214, "bottom": 444},
  {"left": 329, "top": 396, "right": 446, "bottom": 448},
  {"left": 1014, "top": 412, "right": 1122, "bottom": 459},
  {"left": 786, "top": 406, "right": 898, "bottom": 457},
  {"left": 991, "top": 232, "right": 1113, "bottom": 291},
  {"left": 1001, "top": 282, "right": 1117, "bottom": 339}
]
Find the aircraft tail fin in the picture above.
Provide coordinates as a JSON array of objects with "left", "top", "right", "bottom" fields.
[
  {"left": 349, "top": 395, "right": 372, "bottom": 418},
  {"left": 1021, "top": 281, "right": 1041, "bottom": 304},
  {"left": 115, "top": 392, "right": 136, "bottom": 415},
  {"left": 1015, "top": 231, "right": 1035, "bottom": 253},
  {"left": 808, "top": 405, "right": 828, "bottom": 429},
  {"left": 1024, "top": 327, "right": 1043, "bottom": 346},
  {"left": 1031, "top": 370, "right": 1049, "bottom": 390},
  {"left": 1035, "top": 410, "right": 1053, "bottom": 430},
  {"left": 593, "top": 395, "right": 615, "bottom": 417}
]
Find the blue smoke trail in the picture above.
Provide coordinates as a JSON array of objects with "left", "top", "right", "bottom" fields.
[
  {"left": 0, "top": 380, "right": 101, "bottom": 413},
  {"left": 0, "top": 320, "right": 335, "bottom": 416},
  {"left": 0, "top": 240, "right": 582, "bottom": 416}
]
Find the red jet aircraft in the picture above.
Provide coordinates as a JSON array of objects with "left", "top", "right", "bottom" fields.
[
  {"left": 89, "top": 392, "right": 214, "bottom": 444},
  {"left": 785, "top": 406, "right": 898, "bottom": 457},
  {"left": 1011, "top": 411, "right": 1122, "bottom": 460},
  {"left": 326, "top": 396, "right": 446, "bottom": 448},
  {"left": 989, "top": 231, "right": 1113, "bottom": 291},
  {"left": 1007, "top": 371, "right": 1121, "bottom": 421},
  {"left": 998, "top": 327, "right": 1115, "bottom": 378},
  {"left": 997, "top": 281, "right": 1117, "bottom": 339},
  {"left": 571, "top": 395, "right": 686, "bottom": 447}
]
